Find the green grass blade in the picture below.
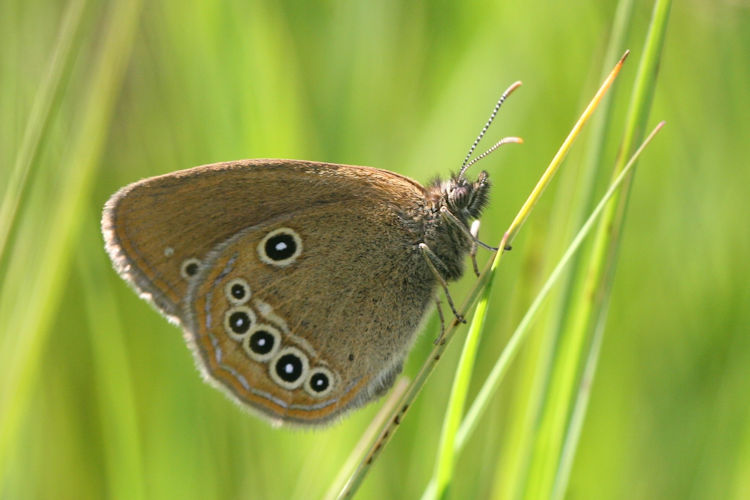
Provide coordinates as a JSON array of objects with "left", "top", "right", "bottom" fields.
[
  {"left": 553, "top": 0, "right": 673, "bottom": 494},
  {"left": 337, "top": 261, "right": 494, "bottom": 499},
  {"left": 0, "top": 0, "right": 87, "bottom": 263},
  {"left": 341, "top": 54, "right": 627, "bottom": 499},
  {"left": 504, "top": 52, "right": 628, "bottom": 246},
  {"left": 77, "top": 212, "right": 146, "bottom": 500},
  {"left": 496, "top": 3, "right": 636, "bottom": 497},
  {"left": 456, "top": 123, "right": 664, "bottom": 454},
  {"left": 0, "top": 0, "right": 143, "bottom": 480},
  {"left": 430, "top": 277, "right": 494, "bottom": 500},
  {"left": 523, "top": 1, "right": 672, "bottom": 498},
  {"left": 420, "top": 122, "right": 665, "bottom": 500},
  {"left": 550, "top": 126, "right": 668, "bottom": 500}
]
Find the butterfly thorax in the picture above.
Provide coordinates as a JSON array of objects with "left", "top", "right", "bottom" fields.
[{"left": 420, "top": 171, "right": 490, "bottom": 281}]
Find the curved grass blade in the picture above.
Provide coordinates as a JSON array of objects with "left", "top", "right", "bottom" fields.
[
  {"left": 0, "top": 0, "right": 143, "bottom": 480},
  {"left": 420, "top": 122, "right": 665, "bottom": 500},
  {"left": 549, "top": 2, "right": 672, "bottom": 497},
  {"left": 0, "top": 0, "right": 87, "bottom": 264},
  {"left": 335, "top": 51, "right": 629, "bottom": 500},
  {"left": 499, "top": 2, "right": 636, "bottom": 496},
  {"left": 77, "top": 212, "right": 146, "bottom": 500}
]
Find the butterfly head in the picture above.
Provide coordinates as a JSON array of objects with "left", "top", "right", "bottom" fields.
[{"left": 440, "top": 170, "right": 490, "bottom": 221}]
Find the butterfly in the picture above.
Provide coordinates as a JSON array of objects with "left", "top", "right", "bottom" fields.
[{"left": 101, "top": 83, "right": 520, "bottom": 426}]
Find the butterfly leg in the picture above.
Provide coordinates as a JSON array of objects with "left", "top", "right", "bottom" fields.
[
  {"left": 433, "top": 298, "right": 447, "bottom": 345},
  {"left": 439, "top": 206, "right": 498, "bottom": 252},
  {"left": 419, "top": 243, "right": 465, "bottom": 324},
  {"left": 469, "top": 220, "right": 481, "bottom": 277}
]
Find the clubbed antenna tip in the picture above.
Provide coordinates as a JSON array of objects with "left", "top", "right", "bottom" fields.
[
  {"left": 462, "top": 136, "right": 523, "bottom": 172},
  {"left": 459, "top": 81, "right": 522, "bottom": 180}
]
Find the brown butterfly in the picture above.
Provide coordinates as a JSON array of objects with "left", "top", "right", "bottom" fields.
[{"left": 101, "top": 84, "right": 520, "bottom": 426}]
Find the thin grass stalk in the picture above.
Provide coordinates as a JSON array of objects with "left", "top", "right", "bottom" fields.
[
  {"left": 550, "top": 1, "right": 673, "bottom": 496},
  {"left": 446, "top": 49, "right": 629, "bottom": 452},
  {"left": 77, "top": 212, "right": 146, "bottom": 500},
  {"left": 323, "top": 379, "right": 410, "bottom": 500},
  {"left": 501, "top": 2, "right": 635, "bottom": 497},
  {"left": 336, "top": 268, "right": 487, "bottom": 498},
  {"left": 549, "top": 123, "right": 667, "bottom": 500},
  {"left": 0, "top": 0, "right": 87, "bottom": 264},
  {"left": 523, "top": 1, "right": 672, "bottom": 498},
  {"left": 336, "top": 53, "right": 627, "bottom": 500},
  {"left": 431, "top": 277, "right": 494, "bottom": 500},
  {"left": 421, "top": 122, "right": 664, "bottom": 500},
  {"left": 430, "top": 39, "right": 627, "bottom": 491},
  {"left": 455, "top": 122, "right": 664, "bottom": 453},
  {"left": 0, "top": 0, "right": 143, "bottom": 480},
  {"left": 503, "top": 51, "right": 628, "bottom": 246}
]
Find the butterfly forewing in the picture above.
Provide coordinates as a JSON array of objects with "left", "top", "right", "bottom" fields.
[{"left": 102, "top": 159, "right": 426, "bottom": 321}]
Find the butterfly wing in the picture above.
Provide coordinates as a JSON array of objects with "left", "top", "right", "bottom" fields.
[
  {"left": 185, "top": 201, "right": 438, "bottom": 425},
  {"left": 102, "top": 159, "right": 437, "bottom": 425},
  {"left": 102, "top": 159, "right": 426, "bottom": 321}
]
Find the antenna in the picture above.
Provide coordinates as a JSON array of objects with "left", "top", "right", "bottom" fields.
[
  {"left": 462, "top": 136, "right": 523, "bottom": 172},
  {"left": 458, "top": 81, "right": 522, "bottom": 180}
]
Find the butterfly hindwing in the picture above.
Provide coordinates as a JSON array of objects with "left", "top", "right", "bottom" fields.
[{"left": 184, "top": 202, "right": 437, "bottom": 425}]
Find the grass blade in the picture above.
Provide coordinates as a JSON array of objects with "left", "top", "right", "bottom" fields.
[
  {"left": 549, "top": 1, "right": 673, "bottom": 496},
  {"left": 504, "top": 52, "right": 629, "bottom": 246},
  {"left": 77, "top": 212, "right": 146, "bottom": 500},
  {"left": 0, "top": 0, "right": 87, "bottom": 263},
  {"left": 0, "top": 0, "right": 143, "bottom": 480},
  {"left": 430, "top": 277, "right": 493, "bottom": 500},
  {"left": 457, "top": 121, "right": 665, "bottom": 458},
  {"left": 338, "top": 52, "right": 627, "bottom": 500},
  {"left": 496, "top": 2, "right": 636, "bottom": 497},
  {"left": 420, "top": 121, "right": 665, "bottom": 500},
  {"left": 524, "top": 1, "right": 672, "bottom": 498}
]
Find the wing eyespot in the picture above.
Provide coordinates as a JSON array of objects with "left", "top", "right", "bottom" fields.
[
  {"left": 269, "top": 346, "right": 309, "bottom": 390},
  {"left": 214, "top": 275, "right": 343, "bottom": 399},
  {"left": 224, "top": 277, "right": 251, "bottom": 305},
  {"left": 223, "top": 306, "right": 256, "bottom": 340},
  {"left": 241, "top": 323, "right": 281, "bottom": 362},
  {"left": 257, "top": 228, "right": 302, "bottom": 267},
  {"left": 305, "top": 367, "right": 335, "bottom": 398},
  {"left": 180, "top": 258, "right": 202, "bottom": 279}
]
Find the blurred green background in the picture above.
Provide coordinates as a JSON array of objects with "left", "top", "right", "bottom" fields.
[{"left": 1, "top": 0, "right": 748, "bottom": 498}]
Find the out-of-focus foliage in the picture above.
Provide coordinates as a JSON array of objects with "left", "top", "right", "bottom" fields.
[{"left": 1, "top": 0, "right": 748, "bottom": 498}]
